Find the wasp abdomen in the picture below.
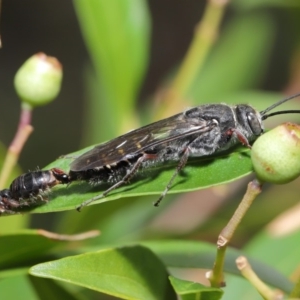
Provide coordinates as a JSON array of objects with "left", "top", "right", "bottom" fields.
[
  {"left": 9, "top": 168, "right": 70, "bottom": 201},
  {"left": 69, "top": 159, "right": 134, "bottom": 185}
]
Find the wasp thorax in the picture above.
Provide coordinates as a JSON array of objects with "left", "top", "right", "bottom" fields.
[{"left": 251, "top": 122, "right": 300, "bottom": 184}]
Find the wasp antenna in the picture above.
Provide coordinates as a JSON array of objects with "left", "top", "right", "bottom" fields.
[
  {"left": 262, "top": 110, "right": 300, "bottom": 120},
  {"left": 260, "top": 92, "right": 300, "bottom": 116}
]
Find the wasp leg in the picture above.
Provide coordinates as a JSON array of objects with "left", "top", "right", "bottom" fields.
[
  {"left": 59, "top": 154, "right": 80, "bottom": 159},
  {"left": 227, "top": 128, "right": 251, "bottom": 149},
  {"left": 0, "top": 206, "right": 17, "bottom": 215},
  {"left": 153, "top": 147, "right": 190, "bottom": 207},
  {"left": 76, "top": 153, "right": 156, "bottom": 211}
]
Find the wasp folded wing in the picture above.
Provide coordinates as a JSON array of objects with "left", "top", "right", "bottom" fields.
[{"left": 70, "top": 110, "right": 213, "bottom": 171}]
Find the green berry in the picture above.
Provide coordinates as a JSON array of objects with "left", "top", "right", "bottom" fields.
[
  {"left": 251, "top": 123, "right": 300, "bottom": 184},
  {"left": 14, "top": 53, "right": 63, "bottom": 107}
]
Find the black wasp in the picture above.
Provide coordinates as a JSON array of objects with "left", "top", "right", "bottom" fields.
[
  {"left": 69, "top": 93, "right": 300, "bottom": 211},
  {"left": 0, "top": 168, "right": 69, "bottom": 215}
]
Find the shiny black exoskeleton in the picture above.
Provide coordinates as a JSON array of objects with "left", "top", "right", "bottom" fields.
[
  {"left": 68, "top": 93, "right": 300, "bottom": 211},
  {"left": 10, "top": 168, "right": 70, "bottom": 201},
  {"left": 0, "top": 168, "right": 70, "bottom": 215},
  {"left": 69, "top": 104, "right": 263, "bottom": 196}
]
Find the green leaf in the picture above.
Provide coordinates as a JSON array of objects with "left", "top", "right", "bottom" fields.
[
  {"left": 30, "top": 245, "right": 176, "bottom": 300},
  {"left": 141, "top": 240, "right": 293, "bottom": 293},
  {"left": 190, "top": 12, "right": 275, "bottom": 102},
  {"left": 74, "top": 0, "right": 150, "bottom": 103},
  {"left": 73, "top": 0, "right": 151, "bottom": 141},
  {"left": 0, "top": 214, "right": 30, "bottom": 234},
  {"left": 27, "top": 145, "right": 253, "bottom": 214},
  {"left": 12, "top": 91, "right": 300, "bottom": 215},
  {"left": 29, "top": 276, "right": 79, "bottom": 300},
  {"left": 169, "top": 276, "right": 223, "bottom": 300},
  {"left": 81, "top": 197, "right": 164, "bottom": 244},
  {"left": 0, "top": 230, "right": 66, "bottom": 270},
  {"left": 0, "top": 268, "right": 30, "bottom": 279},
  {"left": 0, "top": 275, "right": 38, "bottom": 300}
]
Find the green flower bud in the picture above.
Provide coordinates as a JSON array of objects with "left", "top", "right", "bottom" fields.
[
  {"left": 251, "top": 123, "right": 300, "bottom": 184},
  {"left": 14, "top": 53, "right": 63, "bottom": 107}
]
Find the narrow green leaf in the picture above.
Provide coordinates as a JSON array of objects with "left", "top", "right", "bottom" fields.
[
  {"left": 13, "top": 90, "right": 300, "bottom": 215},
  {"left": 0, "top": 230, "right": 65, "bottom": 269},
  {"left": 30, "top": 245, "right": 176, "bottom": 300},
  {"left": 0, "top": 268, "right": 29, "bottom": 279},
  {"left": 190, "top": 12, "right": 275, "bottom": 102},
  {"left": 0, "top": 214, "right": 30, "bottom": 234},
  {"left": 29, "top": 276, "right": 79, "bottom": 300},
  {"left": 0, "top": 275, "right": 38, "bottom": 300},
  {"left": 80, "top": 197, "right": 164, "bottom": 244},
  {"left": 27, "top": 145, "right": 253, "bottom": 213},
  {"left": 73, "top": 0, "right": 151, "bottom": 140},
  {"left": 169, "top": 276, "right": 223, "bottom": 300}
]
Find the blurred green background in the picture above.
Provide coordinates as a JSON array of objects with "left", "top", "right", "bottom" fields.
[
  {"left": 1, "top": 1, "right": 300, "bottom": 299},
  {"left": 0, "top": 1, "right": 298, "bottom": 170}
]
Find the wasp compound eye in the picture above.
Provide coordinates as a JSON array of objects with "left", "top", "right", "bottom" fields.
[{"left": 247, "top": 112, "right": 262, "bottom": 135}]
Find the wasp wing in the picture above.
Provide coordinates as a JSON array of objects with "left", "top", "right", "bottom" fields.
[{"left": 70, "top": 109, "right": 214, "bottom": 171}]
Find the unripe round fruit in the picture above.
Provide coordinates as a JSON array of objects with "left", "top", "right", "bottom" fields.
[
  {"left": 14, "top": 53, "right": 63, "bottom": 107},
  {"left": 251, "top": 123, "right": 300, "bottom": 184}
]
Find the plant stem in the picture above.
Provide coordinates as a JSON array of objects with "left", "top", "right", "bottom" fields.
[
  {"left": 172, "top": 0, "right": 227, "bottom": 97},
  {"left": 207, "top": 179, "right": 262, "bottom": 287},
  {"left": 156, "top": 0, "right": 229, "bottom": 118},
  {"left": 290, "top": 272, "right": 300, "bottom": 298},
  {"left": 0, "top": 104, "right": 33, "bottom": 189},
  {"left": 236, "top": 256, "right": 284, "bottom": 300},
  {"left": 220, "top": 180, "right": 262, "bottom": 242},
  {"left": 37, "top": 229, "right": 100, "bottom": 241}
]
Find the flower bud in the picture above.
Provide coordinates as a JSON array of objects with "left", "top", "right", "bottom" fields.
[
  {"left": 251, "top": 123, "right": 300, "bottom": 184},
  {"left": 14, "top": 53, "right": 63, "bottom": 107}
]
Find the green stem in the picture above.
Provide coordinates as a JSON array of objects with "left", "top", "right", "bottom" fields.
[
  {"left": 171, "top": 0, "right": 226, "bottom": 98},
  {"left": 0, "top": 105, "right": 33, "bottom": 189},
  {"left": 290, "top": 273, "right": 300, "bottom": 298},
  {"left": 155, "top": 0, "right": 229, "bottom": 120},
  {"left": 208, "top": 179, "right": 263, "bottom": 287},
  {"left": 236, "top": 256, "right": 282, "bottom": 300},
  {"left": 220, "top": 180, "right": 262, "bottom": 241}
]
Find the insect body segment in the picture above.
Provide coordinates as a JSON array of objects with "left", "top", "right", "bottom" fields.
[
  {"left": 10, "top": 168, "right": 70, "bottom": 201},
  {"left": 70, "top": 103, "right": 267, "bottom": 211},
  {"left": 3, "top": 94, "right": 300, "bottom": 214},
  {"left": 0, "top": 168, "right": 70, "bottom": 215}
]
